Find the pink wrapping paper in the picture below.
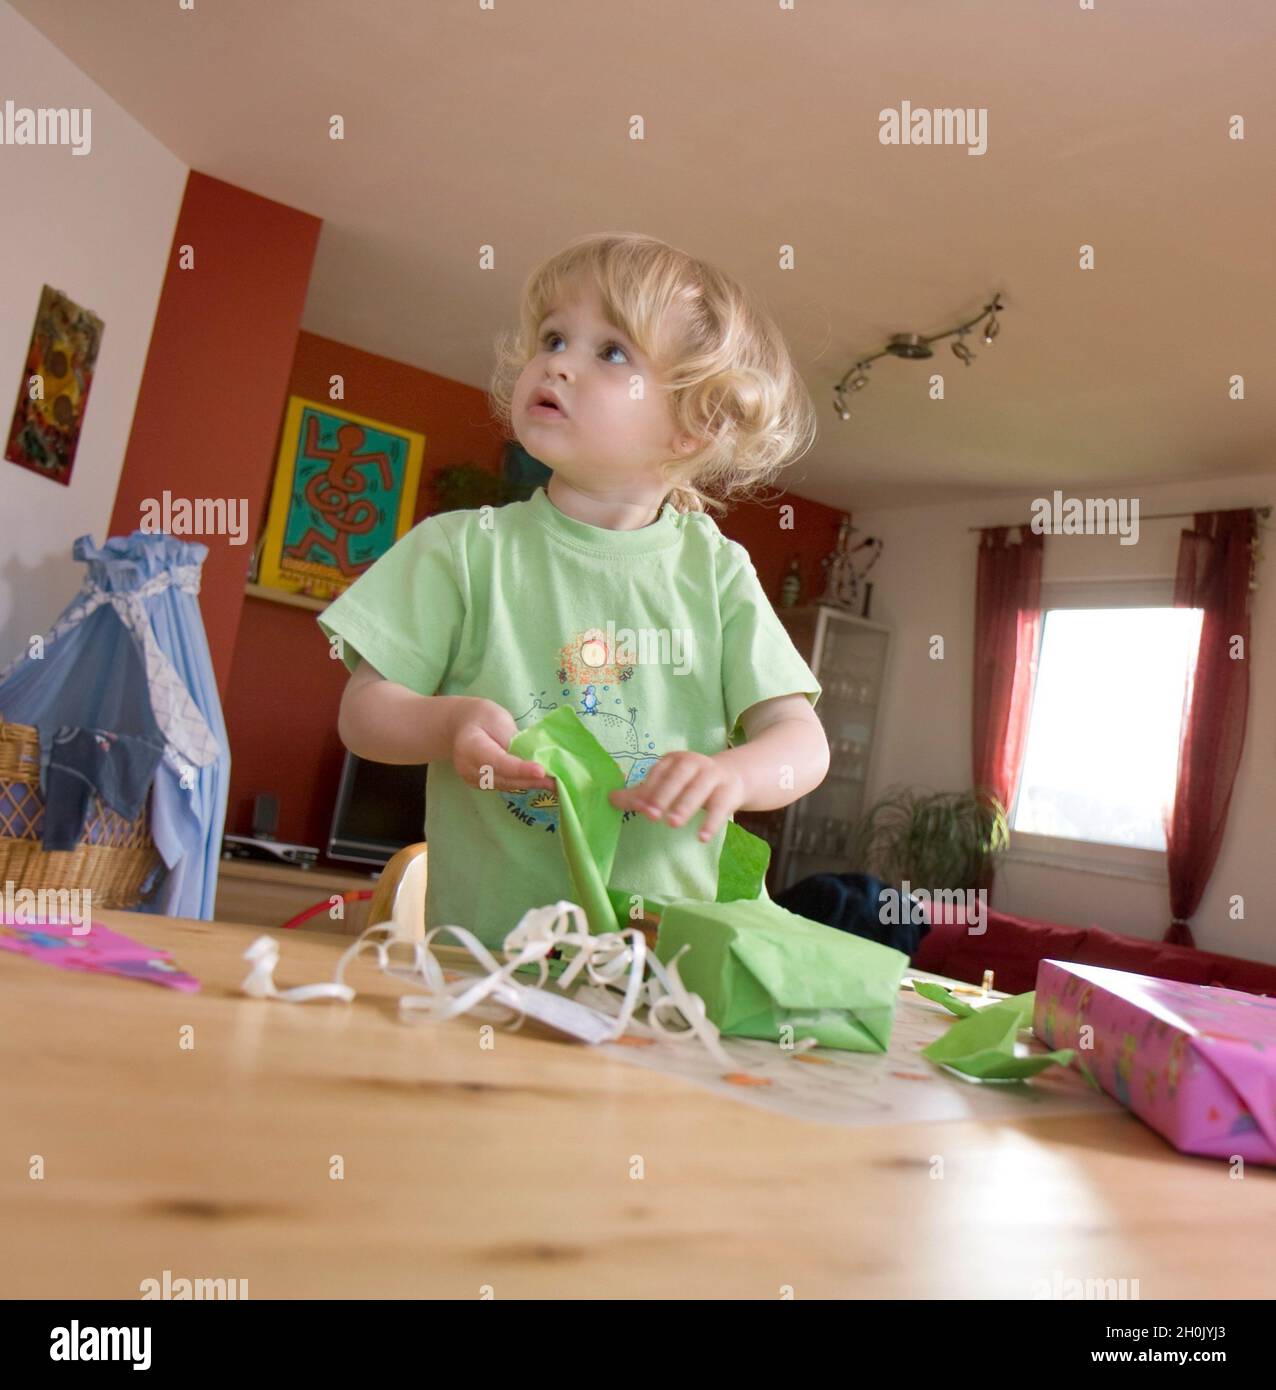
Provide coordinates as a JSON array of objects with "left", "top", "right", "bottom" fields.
[
  {"left": 1034, "top": 959, "right": 1276, "bottom": 1166},
  {"left": 0, "top": 917, "right": 201, "bottom": 992}
]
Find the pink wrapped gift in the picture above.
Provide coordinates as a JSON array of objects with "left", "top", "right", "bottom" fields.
[{"left": 1034, "top": 959, "right": 1276, "bottom": 1167}]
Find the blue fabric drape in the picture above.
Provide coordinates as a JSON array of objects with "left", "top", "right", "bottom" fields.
[{"left": 0, "top": 533, "right": 229, "bottom": 919}]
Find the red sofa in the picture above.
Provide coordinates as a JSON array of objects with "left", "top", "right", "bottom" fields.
[{"left": 913, "top": 908, "right": 1276, "bottom": 996}]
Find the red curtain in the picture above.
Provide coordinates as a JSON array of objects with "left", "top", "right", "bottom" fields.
[
  {"left": 1164, "top": 509, "right": 1259, "bottom": 947},
  {"left": 973, "top": 525, "right": 1045, "bottom": 832}
]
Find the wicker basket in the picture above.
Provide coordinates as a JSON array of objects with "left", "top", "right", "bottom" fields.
[{"left": 0, "top": 717, "right": 162, "bottom": 910}]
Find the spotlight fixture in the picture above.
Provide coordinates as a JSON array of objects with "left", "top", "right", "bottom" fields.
[
  {"left": 951, "top": 330, "right": 975, "bottom": 366},
  {"left": 833, "top": 292, "right": 1005, "bottom": 418}
]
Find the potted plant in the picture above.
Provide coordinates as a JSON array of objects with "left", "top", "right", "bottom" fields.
[
  {"left": 431, "top": 463, "right": 509, "bottom": 513},
  {"left": 846, "top": 786, "right": 1010, "bottom": 896}
]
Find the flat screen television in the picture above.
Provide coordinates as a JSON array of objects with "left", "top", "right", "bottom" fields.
[{"left": 327, "top": 752, "right": 427, "bottom": 867}]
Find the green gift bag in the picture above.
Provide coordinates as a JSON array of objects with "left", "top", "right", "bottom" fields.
[
  {"left": 655, "top": 899, "right": 906, "bottom": 1052},
  {"left": 509, "top": 705, "right": 907, "bottom": 1052}
]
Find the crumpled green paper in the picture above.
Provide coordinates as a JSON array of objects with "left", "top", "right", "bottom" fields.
[
  {"left": 510, "top": 707, "right": 906, "bottom": 1052},
  {"left": 508, "top": 706, "right": 627, "bottom": 936},
  {"left": 656, "top": 897, "right": 908, "bottom": 1052},
  {"left": 714, "top": 819, "right": 771, "bottom": 904},
  {"left": 508, "top": 706, "right": 770, "bottom": 936},
  {"left": 915, "top": 983, "right": 1076, "bottom": 1080}
]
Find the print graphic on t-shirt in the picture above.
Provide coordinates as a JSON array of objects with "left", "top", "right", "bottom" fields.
[{"left": 503, "top": 626, "right": 663, "bottom": 833}]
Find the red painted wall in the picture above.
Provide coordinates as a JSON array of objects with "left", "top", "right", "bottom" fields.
[
  {"left": 108, "top": 171, "right": 321, "bottom": 706},
  {"left": 717, "top": 490, "right": 847, "bottom": 609},
  {"left": 222, "top": 331, "right": 508, "bottom": 859},
  {"left": 102, "top": 165, "right": 848, "bottom": 875},
  {"left": 223, "top": 335, "right": 847, "bottom": 864}
]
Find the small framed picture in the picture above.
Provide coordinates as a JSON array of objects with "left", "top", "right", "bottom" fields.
[
  {"left": 5, "top": 285, "right": 104, "bottom": 487},
  {"left": 257, "top": 397, "right": 425, "bottom": 601}
]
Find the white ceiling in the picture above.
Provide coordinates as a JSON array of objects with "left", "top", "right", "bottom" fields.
[{"left": 11, "top": 0, "right": 1276, "bottom": 511}]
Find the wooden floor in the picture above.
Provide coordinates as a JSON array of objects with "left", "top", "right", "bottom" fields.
[{"left": 3, "top": 909, "right": 1274, "bottom": 1299}]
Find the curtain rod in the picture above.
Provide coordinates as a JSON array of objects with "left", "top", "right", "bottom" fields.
[{"left": 966, "top": 505, "right": 1271, "bottom": 534}]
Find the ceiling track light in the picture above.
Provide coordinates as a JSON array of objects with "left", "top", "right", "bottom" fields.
[{"left": 833, "top": 292, "right": 1005, "bottom": 418}]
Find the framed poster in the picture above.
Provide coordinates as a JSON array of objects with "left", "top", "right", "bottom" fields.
[
  {"left": 5, "top": 285, "right": 104, "bottom": 487},
  {"left": 258, "top": 397, "right": 425, "bottom": 600}
]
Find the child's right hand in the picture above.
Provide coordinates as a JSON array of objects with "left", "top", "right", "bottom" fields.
[{"left": 449, "top": 698, "right": 556, "bottom": 794}]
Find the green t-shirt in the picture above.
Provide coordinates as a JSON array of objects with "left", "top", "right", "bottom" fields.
[{"left": 317, "top": 485, "right": 821, "bottom": 947}]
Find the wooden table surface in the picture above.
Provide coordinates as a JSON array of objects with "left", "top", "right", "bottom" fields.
[{"left": 4, "top": 908, "right": 1274, "bottom": 1300}]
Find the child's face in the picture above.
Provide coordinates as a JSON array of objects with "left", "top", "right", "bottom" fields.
[{"left": 513, "top": 275, "right": 687, "bottom": 495}]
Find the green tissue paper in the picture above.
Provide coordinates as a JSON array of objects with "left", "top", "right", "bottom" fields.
[
  {"left": 507, "top": 706, "right": 907, "bottom": 1052},
  {"left": 656, "top": 898, "right": 909, "bottom": 1053},
  {"left": 509, "top": 707, "right": 627, "bottom": 936},
  {"left": 918, "top": 987, "right": 1076, "bottom": 1080}
]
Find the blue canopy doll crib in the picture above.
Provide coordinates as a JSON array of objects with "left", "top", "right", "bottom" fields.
[{"left": 0, "top": 533, "right": 229, "bottom": 919}]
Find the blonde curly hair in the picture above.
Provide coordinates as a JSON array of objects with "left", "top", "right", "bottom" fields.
[{"left": 489, "top": 232, "right": 817, "bottom": 516}]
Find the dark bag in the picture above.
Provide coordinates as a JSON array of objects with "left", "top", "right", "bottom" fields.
[{"left": 774, "top": 872, "right": 931, "bottom": 957}]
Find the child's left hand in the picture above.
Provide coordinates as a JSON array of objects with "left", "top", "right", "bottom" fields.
[{"left": 609, "top": 752, "right": 745, "bottom": 842}]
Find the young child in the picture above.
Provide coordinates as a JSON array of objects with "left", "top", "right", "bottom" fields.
[{"left": 318, "top": 232, "right": 830, "bottom": 947}]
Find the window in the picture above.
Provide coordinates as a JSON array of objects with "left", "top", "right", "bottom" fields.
[{"left": 1009, "top": 581, "right": 1202, "bottom": 870}]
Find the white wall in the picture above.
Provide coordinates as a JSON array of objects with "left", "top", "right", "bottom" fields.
[
  {"left": 856, "top": 470, "right": 1276, "bottom": 963},
  {"left": 0, "top": 4, "right": 186, "bottom": 666}
]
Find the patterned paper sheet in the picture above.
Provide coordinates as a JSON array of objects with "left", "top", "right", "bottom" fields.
[
  {"left": 591, "top": 970, "right": 1119, "bottom": 1128},
  {"left": 437, "top": 949, "right": 1118, "bottom": 1129}
]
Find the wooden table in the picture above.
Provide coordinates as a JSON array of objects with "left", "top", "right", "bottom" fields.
[{"left": 4, "top": 908, "right": 1274, "bottom": 1300}]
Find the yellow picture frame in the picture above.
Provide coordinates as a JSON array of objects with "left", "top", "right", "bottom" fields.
[{"left": 257, "top": 396, "right": 425, "bottom": 601}]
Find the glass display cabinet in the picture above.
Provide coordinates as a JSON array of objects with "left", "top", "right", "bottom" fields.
[{"left": 737, "top": 603, "right": 892, "bottom": 895}]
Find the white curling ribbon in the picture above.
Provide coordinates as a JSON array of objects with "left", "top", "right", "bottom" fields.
[
  {"left": 394, "top": 904, "right": 585, "bottom": 1027},
  {"left": 541, "top": 908, "right": 647, "bottom": 1032},
  {"left": 394, "top": 904, "right": 736, "bottom": 1064},
  {"left": 333, "top": 925, "right": 428, "bottom": 988},
  {"left": 587, "top": 930, "right": 648, "bottom": 1036},
  {"left": 503, "top": 900, "right": 592, "bottom": 962},
  {"left": 238, "top": 899, "right": 745, "bottom": 1069},
  {"left": 335, "top": 923, "right": 529, "bottom": 1027},
  {"left": 241, "top": 935, "right": 355, "bottom": 1004},
  {"left": 640, "top": 944, "right": 736, "bottom": 1070},
  {"left": 559, "top": 934, "right": 735, "bottom": 1069},
  {"left": 384, "top": 900, "right": 731, "bottom": 1062},
  {"left": 399, "top": 926, "right": 542, "bottom": 1028}
]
